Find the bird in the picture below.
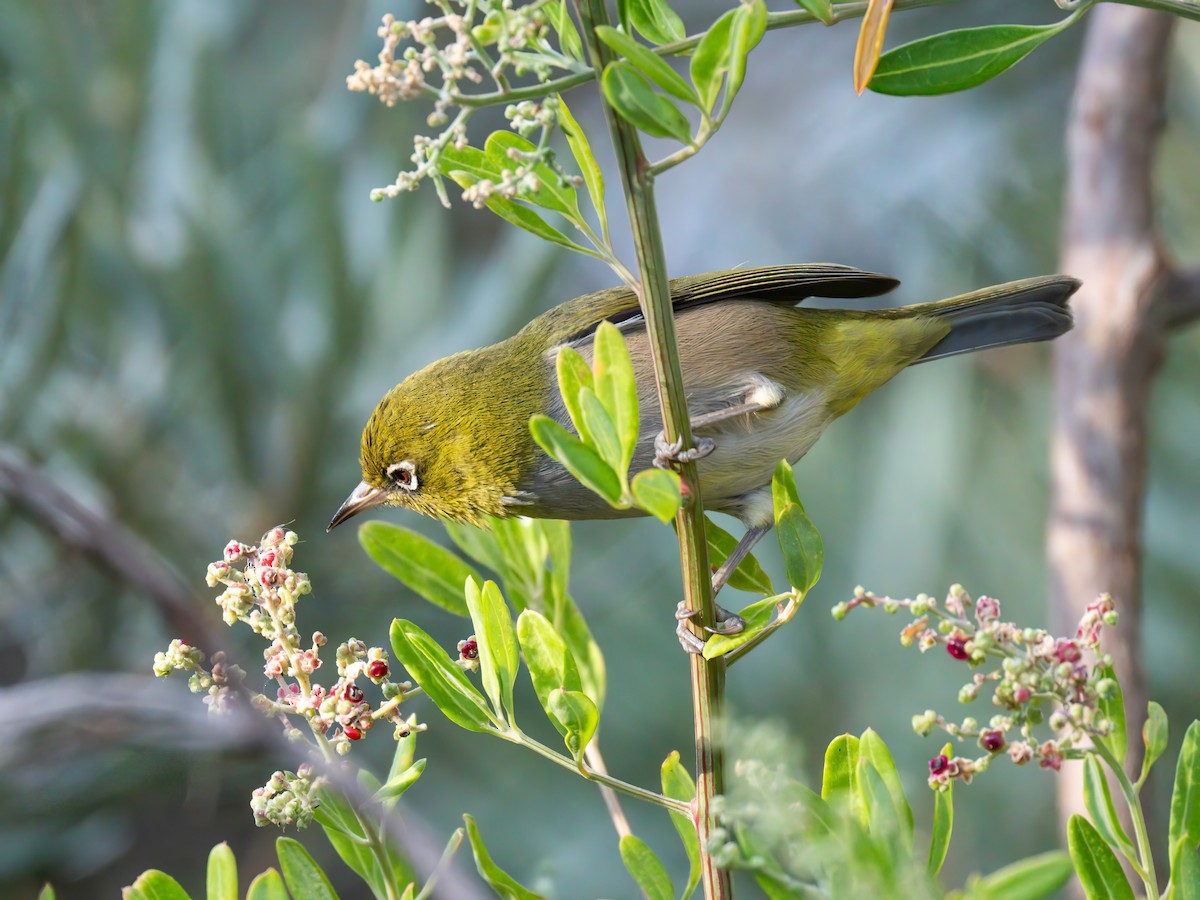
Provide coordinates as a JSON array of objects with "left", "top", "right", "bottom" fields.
[{"left": 329, "top": 264, "right": 1077, "bottom": 644}]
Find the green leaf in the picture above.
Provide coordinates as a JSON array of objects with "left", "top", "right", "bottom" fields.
[
  {"left": 661, "top": 752, "right": 701, "bottom": 898},
  {"left": 484, "top": 131, "right": 580, "bottom": 219},
  {"left": 578, "top": 386, "right": 623, "bottom": 471},
  {"left": 1171, "top": 722, "right": 1200, "bottom": 862},
  {"left": 619, "top": 835, "right": 674, "bottom": 900},
  {"left": 553, "top": 592, "right": 607, "bottom": 713},
  {"left": 384, "top": 732, "right": 418, "bottom": 802},
  {"left": 530, "top": 414, "right": 625, "bottom": 506},
  {"left": 624, "top": 0, "right": 686, "bottom": 45},
  {"left": 701, "top": 594, "right": 786, "bottom": 659},
  {"left": 859, "top": 728, "right": 914, "bottom": 849},
  {"left": 465, "top": 578, "right": 520, "bottom": 721},
  {"left": 38, "top": 887, "right": 57, "bottom": 900},
  {"left": 776, "top": 504, "right": 824, "bottom": 595},
  {"left": 592, "top": 321, "right": 640, "bottom": 474},
  {"left": 547, "top": 0, "right": 583, "bottom": 61},
  {"left": 631, "top": 469, "right": 682, "bottom": 523},
  {"left": 276, "top": 838, "right": 338, "bottom": 900},
  {"left": 703, "top": 517, "right": 773, "bottom": 595},
  {"left": 795, "top": 0, "right": 833, "bottom": 25},
  {"left": 549, "top": 687, "right": 599, "bottom": 760},
  {"left": 390, "top": 619, "right": 497, "bottom": 732},
  {"left": 1083, "top": 754, "right": 1134, "bottom": 854},
  {"left": 464, "top": 815, "right": 547, "bottom": 900},
  {"left": 594, "top": 26, "right": 698, "bottom": 104},
  {"left": 726, "top": 0, "right": 768, "bottom": 108},
  {"left": 1172, "top": 837, "right": 1200, "bottom": 900},
  {"left": 1097, "top": 665, "right": 1127, "bottom": 766},
  {"left": 928, "top": 774, "right": 953, "bottom": 875},
  {"left": 601, "top": 62, "right": 693, "bottom": 143},
  {"left": 771, "top": 458, "right": 802, "bottom": 509},
  {"left": 517, "top": 609, "right": 582, "bottom": 734},
  {"left": 483, "top": 193, "right": 595, "bottom": 255},
  {"left": 206, "top": 844, "right": 237, "bottom": 900},
  {"left": 870, "top": 21, "right": 1072, "bottom": 96},
  {"left": 1142, "top": 700, "right": 1169, "bottom": 784},
  {"left": 821, "top": 734, "right": 864, "bottom": 824},
  {"left": 359, "top": 521, "right": 476, "bottom": 617},
  {"left": 555, "top": 95, "right": 606, "bottom": 238},
  {"left": 374, "top": 758, "right": 427, "bottom": 803},
  {"left": 437, "top": 142, "right": 501, "bottom": 183},
  {"left": 123, "top": 871, "right": 192, "bottom": 900},
  {"left": 555, "top": 346, "right": 596, "bottom": 446},
  {"left": 1067, "top": 815, "right": 1134, "bottom": 900},
  {"left": 245, "top": 870, "right": 287, "bottom": 900},
  {"left": 690, "top": 9, "right": 737, "bottom": 113},
  {"left": 971, "top": 851, "right": 1073, "bottom": 899}
]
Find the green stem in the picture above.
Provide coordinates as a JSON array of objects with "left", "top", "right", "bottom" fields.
[
  {"left": 509, "top": 731, "right": 690, "bottom": 814},
  {"left": 575, "top": 2, "right": 730, "bottom": 897},
  {"left": 1091, "top": 739, "right": 1159, "bottom": 898}
]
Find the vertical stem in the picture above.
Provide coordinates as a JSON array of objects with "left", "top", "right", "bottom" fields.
[{"left": 574, "top": 4, "right": 730, "bottom": 896}]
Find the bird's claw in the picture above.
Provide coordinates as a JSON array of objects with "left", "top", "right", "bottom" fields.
[
  {"left": 675, "top": 601, "right": 746, "bottom": 654},
  {"left": 654, "top": 433, "right": 716, "bottom": 469}
]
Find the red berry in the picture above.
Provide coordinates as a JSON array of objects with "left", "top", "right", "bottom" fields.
[
  {"left": 461, "top": 639, "right": 479, "bottom": 660},
  {"left": 366, "top": 659, "right": 388, "bottom": 679},
  {"left": 343, "top": 725, "right": 362, "bottom": 741},
  {"left": 928, "top": 754, "right": 950, "bottom": 776},
  {"left": 342, "top": 683, "right": 365, "bottom": 704},
  {"left": 981, "top": 730, "right": 1006, "bottom": 753},
  {"left": 946, "top": 637, "right": 969, "bottom": 661}
]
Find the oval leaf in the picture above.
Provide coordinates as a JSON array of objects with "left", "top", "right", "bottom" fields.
[
  {"left": 465, "top": 578, "right": 520, "bottom": 721},
  {"left": 595, "top": 26, "right": 698, "bottom": 104},
  {"left": 484, "top": 131, "right": 579, "bottom": 218},
  {"left": 555, "top": 345, "right": 596, "bottom": 446},
  {"left": 619, "top": 834, "right": 674, "bottom": 900},
  {"left": 548, "top": 687, "right": 599, "bottom": 760},
  {"left": 464, "top": 815, "right": 547, "bottom": 900},
  {"left": 601, "top": 62, "right": 692, "bottom": 143},
  {"left": 593, "top": 321, "right": 640, "bottom": 472},
  {"left": 1142, "top": 700, "right": 1169, "bottom": 783},
  {"left": 1171, "top": 721, "right": 1200, "bottom": 858},
  {"left": 276, "top": 838, "right": 338, "bottom": 900},
  {"left": 632, "top": 469, "right": 682, "bottom": 523},
  {"left": 530, "top": 414, "right": 625, "bottom": 506},
  {"left": 870, "top": 21, "right": 1070, "bottom": 96},
  {"left": 776, "top": 503, "right": 824, "bottom": 595},
  {"left": 661, "top": 752, "right": 701, "bottom": 898},
  {"left": 390, "top": 619, "right": 497, "bottom": 732},
  {"left": 690, "top": 9, "right": 736, "bottom": 113},
  {"left": 625, "top": 0, "right": 685, "bottom": 45},
  {"left": 973, "top": 851, "right": 1073, "bottom": 899},
  {"left": 1083, "top": 754, "right": 1134, "bottom": 854},
  {"left": 207, "top": 844, "right": 237, "bottom": 900},
  {"left": 859, "top": 728, "right": 914, "bottom": 849},
  {"left": 1067, "top": 815, "right": 1135, "bottom": 900},
  {"left": 703, "top": 516, "right": 773, "bottom": 595},
  {"left": 123, "top": 871, "right": 192, "bottom": 900},
  {"left": 245, "top": 870, "right": 288, "bottom": 900},
  {"left": 578, "top": 387, "right": 623, "bottom": 471},
  {"left": 359, "top": 522, "right": 476, "bottom": 616},
  {"left": 701, "top": 594, "right": 785, "bottom": 659},
  {"left": 928, "top": 775, "right": 953, "bottom": 875},
  {"left": 517, "top": 609, "right": 582, "bottom": 733},
  {"left": 556, "top": 95, "right": 606, "bottom": 233},
  {"left": 821, "top": 733, "right": 863, "bottom": 822}
]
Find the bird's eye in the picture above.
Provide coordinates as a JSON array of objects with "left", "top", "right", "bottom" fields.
[{"left": 386, "top": 461, "right": 419, "bottom": 491}]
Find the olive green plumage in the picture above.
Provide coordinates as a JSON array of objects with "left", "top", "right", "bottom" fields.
[{"left": 333, "top": 264, "right": 1077, "bottom": 532}]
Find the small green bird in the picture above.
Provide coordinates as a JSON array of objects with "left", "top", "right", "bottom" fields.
[{"left": 330, "top": 264, "right": 1076, "bottom": 635}]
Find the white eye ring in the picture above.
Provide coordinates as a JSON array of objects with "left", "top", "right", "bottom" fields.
[{"left": 386, "top": 461, "right": 419, "bottom": 491}]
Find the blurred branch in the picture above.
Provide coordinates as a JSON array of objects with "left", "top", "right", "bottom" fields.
[
  {"left": 0, "top": 445, "right": 218, "bottom": 646},
  {"left": 1051, "top": 2, "right": 1185, "bottom": 867}
]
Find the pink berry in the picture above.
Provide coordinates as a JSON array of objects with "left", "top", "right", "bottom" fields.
[{"left": 981, "top": 730, "right": 1006, "bottom": 752}]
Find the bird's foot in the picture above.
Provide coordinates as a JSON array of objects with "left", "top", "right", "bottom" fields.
[
  {"left": 675, "top": 601, "right": 746, "bottom": 654},
  {"left": 654, "top": 433, "right": 716, "bottom": 469}
]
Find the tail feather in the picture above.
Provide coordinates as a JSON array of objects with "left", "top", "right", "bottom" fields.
[{"left": 912, "top": 275, "right": 1079, "bottom": 364}]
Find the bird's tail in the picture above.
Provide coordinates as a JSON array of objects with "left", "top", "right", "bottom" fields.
[{"left": 909, "top": 275, "right": 1079, "bottom": 364}]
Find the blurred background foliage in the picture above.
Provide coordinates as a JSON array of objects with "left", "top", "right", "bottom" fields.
[{"left": 1, "top": 0, "right": 1198, "bottom": 896}]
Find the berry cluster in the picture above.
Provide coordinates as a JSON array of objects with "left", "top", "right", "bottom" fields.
[
  {"left": 834, "top": 585, "right": 1120, "bottom": 789},
  {"left": 154, "top": 528, "right": 426, "bottom": 827}
]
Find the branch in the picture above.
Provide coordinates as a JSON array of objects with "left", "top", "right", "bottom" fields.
[{"left": 573, "top": 3, "right": 729, "bottom": 896}]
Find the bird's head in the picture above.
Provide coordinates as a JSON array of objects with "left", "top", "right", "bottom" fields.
[{"left": 328, "top": 347, "right": 542, "bottom": 531}]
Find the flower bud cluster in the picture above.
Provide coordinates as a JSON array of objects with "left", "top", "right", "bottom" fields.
[
  {"left": 153, "top": 640, "right": 246, "bottom": 714},
  {"left": 836, "top": 586, "right": 1120, "bottom": 790},
  {"left": 250, "top": 764, "right": 322, "bottom": 830},
  {"left": 348, "top": 6, "right": 583, "bottom": 207}
]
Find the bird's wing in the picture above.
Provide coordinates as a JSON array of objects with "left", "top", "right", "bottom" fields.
[{"left": 535, "top": 264, "right": 899, "bottom": 345}]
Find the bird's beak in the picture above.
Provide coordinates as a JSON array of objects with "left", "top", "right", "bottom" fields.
[{"left": 328, "top": 481, "right": 387, "bottom": 532}]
